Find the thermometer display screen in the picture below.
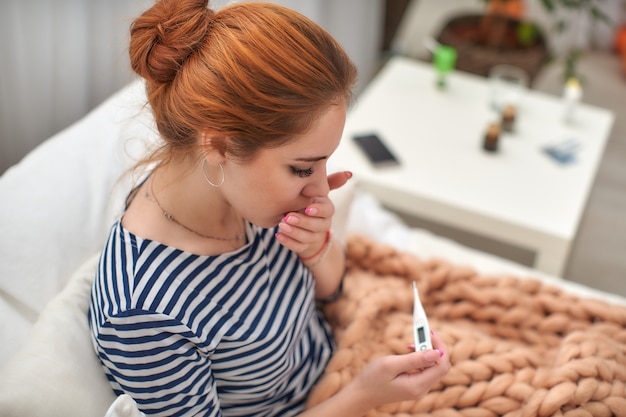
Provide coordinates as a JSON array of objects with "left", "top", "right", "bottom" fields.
[{"left": 417, "top": 327, "right": 426, "bottom": 344}]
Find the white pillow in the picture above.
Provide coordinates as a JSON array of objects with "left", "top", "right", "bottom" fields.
[
  {"left": 0, "top": 297, "right": 38, "bottom": 371},
  {"left": 0, "top": 79, "right": 157, "bottom": 366},
  {"left": 0, "top": 254, "right": 117, "bottom": 417},
  {"left": 0, "top": 79, "right": 153, "bottom": 314}
]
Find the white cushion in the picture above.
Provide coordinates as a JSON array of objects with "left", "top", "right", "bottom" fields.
[
  {"left": 0, "top": 297, "right": 36, "bottom": 368},
  {"left": 0, "top": 254, "right": 117, "bottom": 417},
  {"left": 0, "top": 79, "right": 157, "bottom": 366}
]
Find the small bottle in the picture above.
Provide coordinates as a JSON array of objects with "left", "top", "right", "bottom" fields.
[
  {"left": 563, "top": 78, "right": 582, "bottom": 123},
  {"left": 433, "top": 45, "right": 457, "bottom": 90},
  {"left": 483, "top": 123, "right": 501, "bottom": 152},
  {"left": 501, "top": 104, "right": 516, "bottom": 133}
]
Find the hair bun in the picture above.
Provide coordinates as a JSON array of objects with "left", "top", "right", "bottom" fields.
[{"left": 129, "top": 0, "right": 214, "bottom": 84}]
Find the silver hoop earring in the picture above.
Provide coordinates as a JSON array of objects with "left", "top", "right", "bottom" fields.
[{"left": 202, "top": 160, "right": 225, "bottom": 187}]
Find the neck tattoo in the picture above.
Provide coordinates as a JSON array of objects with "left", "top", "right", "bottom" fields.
[{"left": 145, "top": 179, "right": 244, "bottom": 242}]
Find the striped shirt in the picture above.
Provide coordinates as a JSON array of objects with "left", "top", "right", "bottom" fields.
[{"left": 88, "top": 220, "right": 335, "bottom": 417}]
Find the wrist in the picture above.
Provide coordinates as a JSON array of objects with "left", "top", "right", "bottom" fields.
[
  {"left": 302, "top": 374, "right": 374, "bottom": 417},
  {"left": 341, "top": 377, "right": 377, "bottom": 415},
  {"left": 299, "top": 230, "right": 332, "bottom": 265}
]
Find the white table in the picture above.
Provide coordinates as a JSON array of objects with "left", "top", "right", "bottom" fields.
[{"left": 331, "top": 56, "right": 614, "bottom": 276}]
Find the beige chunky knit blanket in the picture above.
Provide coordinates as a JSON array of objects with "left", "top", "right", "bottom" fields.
[{"left": 307, "top": 235, "right": 626, "bottom": 417}]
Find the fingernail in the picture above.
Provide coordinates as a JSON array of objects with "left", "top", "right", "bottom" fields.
[
  {"left": 345, "top": 171, "right": 353, "bottom": 179},
  {"left": 407, "top": 344, "right": 415, "bottom": 351},
  {"left": 283, "top": 215, "right": 299, "bottom": 225},
  {"left": 436, "top": 349, "right": 444, "bottom": 358},
  {"left": 279, "top": 222, "right": 293, "bottom": 233},
  {"left": 430, "top": 329, "right": 436, "bottom": 336},
  {"left": 305, "top": 207, "right": 317, "bottom": 216}
]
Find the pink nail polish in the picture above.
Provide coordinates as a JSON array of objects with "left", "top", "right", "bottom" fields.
[
  {"left": 407, "top": 344, "right": 415, "bottom": 351},
  {"left": 305, "top": 207, "right": 313, "bottom": 215},
  {"left": 436, "top": 349, "right": 444, "bottom": 358},
  {"left": 283, "top": 215, "right": 290, "bottom": 223}
]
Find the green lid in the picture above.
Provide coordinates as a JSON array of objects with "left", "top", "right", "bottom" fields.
[{"left": 434, "top": 45, "right": 457, "bottom": 73}]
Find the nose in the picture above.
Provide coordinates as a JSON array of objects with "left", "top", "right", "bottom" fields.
[{"left": 302, "top": 165, "right": 330, "bottom": 198}]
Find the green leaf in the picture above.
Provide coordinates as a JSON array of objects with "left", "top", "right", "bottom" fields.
[
  {"left": 517, "top": 22, "right": 538, "bottom": 47},
  {"left": 591, "top": 7, "right": 611, "bottom": 24},
  {"left": 540, "top": 0, "right": 556, "bottom": 13},
  {"left": 562, "top": 0, "right": 583, "bottom": 9}
]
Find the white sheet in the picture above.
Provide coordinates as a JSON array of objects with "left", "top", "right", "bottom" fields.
[{"left": 346, "top": 190, "right": 626, "bottom": 308}]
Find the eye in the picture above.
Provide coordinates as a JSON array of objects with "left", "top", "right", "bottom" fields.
[{"left": 290, "top": 166, "right": 314, "bottom": 178}]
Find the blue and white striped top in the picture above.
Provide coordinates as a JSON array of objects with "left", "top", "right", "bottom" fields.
[{"left": 88, "top": 220, "right": 335, "bottom": 417}]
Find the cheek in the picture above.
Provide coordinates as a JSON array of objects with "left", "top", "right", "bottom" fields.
[
  {"left": 256, "top": 178, "right": 303, "bottom": 208},
  {"left": 237, "top": 182, "right": 305, "bottom": 228},
  {"left": 230, "top": 169, "right": 303, "bottom": 213}
]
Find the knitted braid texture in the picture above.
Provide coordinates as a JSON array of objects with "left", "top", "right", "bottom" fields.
[{"left": 307, "top": 235, "right": 626, "bottom": 417}]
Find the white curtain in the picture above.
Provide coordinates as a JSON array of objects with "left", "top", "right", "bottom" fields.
[
  {"left": 0, "top": 0, "right": 150, "bottom": 174},
  {"left": 0, "top": 0, "right": 384, "bottom": 174}
]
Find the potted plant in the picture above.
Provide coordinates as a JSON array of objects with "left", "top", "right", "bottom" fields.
[
  {"left": 435, "top": 1, "right": 550, "bottom": 84},
  {"left": 434, "top": 0, "right": 611, "bottom": 85},
  {"left": 535, "top": 0, "right": 611, "bottom": 83}
]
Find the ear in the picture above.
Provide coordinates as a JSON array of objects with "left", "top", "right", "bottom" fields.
[{"left": 200, "top": 132, "right": 226, "bottom": 164}]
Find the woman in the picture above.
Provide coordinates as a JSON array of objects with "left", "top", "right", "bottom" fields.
[{"left": 88, "top": 1, "right": 450, "bottom": 416}]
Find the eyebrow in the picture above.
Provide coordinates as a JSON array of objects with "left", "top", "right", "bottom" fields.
[{"left": 294, "top": 155, "right": 328, "bottom": 163}]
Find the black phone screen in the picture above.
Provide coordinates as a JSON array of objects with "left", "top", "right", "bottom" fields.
[{"left": 353, "top": 133, "right": 400, "bottom": 167}]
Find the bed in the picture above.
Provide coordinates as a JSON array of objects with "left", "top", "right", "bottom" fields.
[{"left": 1, "top": 79, "right": 625, "bottom": 417}]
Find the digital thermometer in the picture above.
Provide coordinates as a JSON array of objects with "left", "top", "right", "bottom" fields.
[{"left": 412, "top": 281, "right": 432, "bottom": 351}]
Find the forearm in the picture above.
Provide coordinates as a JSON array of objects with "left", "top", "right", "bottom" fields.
[{"left": 298, "top": 379, "right": 372, "bottom": 417}]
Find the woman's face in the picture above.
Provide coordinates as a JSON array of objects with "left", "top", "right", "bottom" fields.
[{"left": 221, "top": 104, "right": 346, "bottom": 228}]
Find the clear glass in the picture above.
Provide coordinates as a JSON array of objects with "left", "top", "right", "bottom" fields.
[{"left": 488, "top": 65, "right": 529, "bottom": 111}]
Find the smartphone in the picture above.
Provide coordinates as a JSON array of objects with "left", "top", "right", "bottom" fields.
[
  {"left": 413, "top": 282, "right": 433, "bottom": 351},
  {"left": 353, "top": 133, "right": 400, "bottom": 167}
]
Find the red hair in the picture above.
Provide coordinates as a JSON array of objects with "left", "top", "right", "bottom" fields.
[{"left": 129, "top": 0, "right": 357, "bottom": 166}]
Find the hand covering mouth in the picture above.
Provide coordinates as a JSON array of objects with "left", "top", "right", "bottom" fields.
[{"left": 283, "top": 208, "right": 305, "bottom": 217}]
